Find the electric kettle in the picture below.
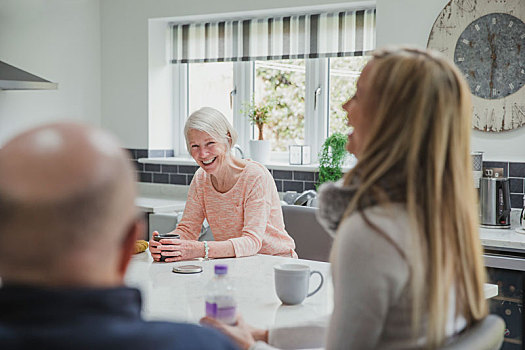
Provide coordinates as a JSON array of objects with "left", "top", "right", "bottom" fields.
[{"left": 479, "top": 177, "right": 511, "bottom": 228}]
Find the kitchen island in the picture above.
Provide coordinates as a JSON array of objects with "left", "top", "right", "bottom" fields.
[{"left": 125, "top": 253, "right": 497, "bottom": 329}]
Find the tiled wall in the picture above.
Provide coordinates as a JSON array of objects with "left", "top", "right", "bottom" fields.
[
  {"left": 128, "top": 149, "right": 525, "bottom": 208},
  {"left": 127, "top": 148, "right": 319, "bottom": 192}
]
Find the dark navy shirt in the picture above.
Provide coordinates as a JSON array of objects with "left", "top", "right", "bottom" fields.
[{"left": 0, "top": 285, "right": 239, "bottom": 350}]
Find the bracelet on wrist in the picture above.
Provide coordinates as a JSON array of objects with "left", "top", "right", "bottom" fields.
[{"left": 203, "top": 241, "right": 209, "bottom": 260}]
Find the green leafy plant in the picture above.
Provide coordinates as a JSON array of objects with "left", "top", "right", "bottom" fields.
[
  {"left": 318, "top": 132, "right": 348, "bottom": 186},
  {"left": 242, "top": 100, "right": 274, "bottom": 141}
]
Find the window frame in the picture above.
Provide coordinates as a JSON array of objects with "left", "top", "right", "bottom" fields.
[{"left": 172, "top": 58, "right": 331, "bottom": 163}]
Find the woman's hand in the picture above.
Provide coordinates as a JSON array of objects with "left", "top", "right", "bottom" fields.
[
  {"left": 158, "top": 238, "right": 204, "bottom": 262},
  {"left": 149, "top": 231, "right": 162, "bottom": 262},
  {"left": 200, "top": 315, "right": 267, "bottom": 350}
]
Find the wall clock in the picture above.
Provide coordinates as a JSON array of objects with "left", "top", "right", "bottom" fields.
[{"left": 427, "top": 0, "right": 525, "bottom": 132}]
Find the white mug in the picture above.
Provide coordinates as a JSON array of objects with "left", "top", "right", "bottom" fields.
[{"left": 274, "top": 264, "right": 324, "bottom": 305}]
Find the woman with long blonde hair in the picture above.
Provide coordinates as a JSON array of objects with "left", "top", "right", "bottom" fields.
[
  {"left": 202, "top": 47, "right": 488, "bottom": 349},
  {"left": 321, "top": 46, "right": 488, "bottom": 348}
]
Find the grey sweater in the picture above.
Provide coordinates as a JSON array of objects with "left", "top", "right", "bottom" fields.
[{"left": 253, "top": 182, "right": 465, "bottom": 350}]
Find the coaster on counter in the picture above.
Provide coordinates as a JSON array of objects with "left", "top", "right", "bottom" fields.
[
  {"left": 514, "top": 228, "right": 525, "bottom": 235},
  {"left": 172, "top": 265, "right": 203, "bottom": 274}
]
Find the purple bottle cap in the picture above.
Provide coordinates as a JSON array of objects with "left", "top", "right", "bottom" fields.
[{"left": 214, "top": 264, "right": 228, "bottom": 275}]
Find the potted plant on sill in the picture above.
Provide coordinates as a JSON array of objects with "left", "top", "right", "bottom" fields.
[
  {"left": 243, "top": 100, "right": 273, "bottom": 164},
  {"left": 317, "top": 132, "right": 348, "bottom": 187}
]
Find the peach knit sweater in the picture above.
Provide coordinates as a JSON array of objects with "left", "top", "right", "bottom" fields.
[{"left": 175, "top": 160, "right": 297, "bottom": 258}]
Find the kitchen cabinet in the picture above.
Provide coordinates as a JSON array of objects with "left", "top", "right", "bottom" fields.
[{"left": 484, "top": 248, "right": 525, "bottom": 350}]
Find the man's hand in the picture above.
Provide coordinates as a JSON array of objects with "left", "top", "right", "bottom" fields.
[{"left": 200, "top": 315, "right": 267, "bottom": 350}]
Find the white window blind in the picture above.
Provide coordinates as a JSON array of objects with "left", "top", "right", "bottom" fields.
[{"left": 171, "top": 9, "right": 376, "bottom": 63}]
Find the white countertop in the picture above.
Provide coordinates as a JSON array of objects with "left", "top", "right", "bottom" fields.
[
  {"left": 135, "top": 183, "right": 188, "bottom": 213},
  {"left": 125, "top": 252, "right": 497, "bottom": 328},
  {"left": 480, "top": 227, "right": 525, "bottom": 251},
  {"left": 125, "top": 253, "right": 333, "bottom": 329},
  {"left": 480, "top": 209, "right": 525, "bottom": 251}
]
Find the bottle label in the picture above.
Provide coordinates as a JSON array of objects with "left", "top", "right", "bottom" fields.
[{"left": 205, "top": 301, "right": 236, "bottom": 324}]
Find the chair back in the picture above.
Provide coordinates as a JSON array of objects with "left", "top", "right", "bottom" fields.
[
  {"left": 440, "top": 315, "right": 505, "bottom": 350},
  {"left": 281, "top": 205, "right": 333, "bottom": 262}
]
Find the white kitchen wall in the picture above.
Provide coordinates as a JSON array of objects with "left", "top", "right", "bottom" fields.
[
  {"left": 376, "top": 0, "right": 525, "bottom": 162},
  {"left": 0, "top": 0, "right": 101, "bottom": 146}
]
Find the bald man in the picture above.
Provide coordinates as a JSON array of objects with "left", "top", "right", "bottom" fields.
[{"left": 0, "top": 123, "right": 237, "bottom": 350}]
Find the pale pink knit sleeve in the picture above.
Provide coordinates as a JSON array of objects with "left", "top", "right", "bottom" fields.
[
  {"left": 174, "top": 176, "right": 205, "bottom": 241},
  {"left": 229, "top": 177, "right": 272, "bottom": 257}
]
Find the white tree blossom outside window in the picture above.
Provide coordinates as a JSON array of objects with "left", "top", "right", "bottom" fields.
[
  {"left": 254, "top": 60, "right": 305, "bottom": 152},
  {"left": 329, "top": 57, "right": 371, "bottom": 136},
  {"left": 189, "top": 62, "right": 234, "bottom": 124}
]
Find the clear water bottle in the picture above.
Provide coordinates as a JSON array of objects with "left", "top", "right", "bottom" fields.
[{"left": 205, "top": 264, "right": 236, "bottom": 325}]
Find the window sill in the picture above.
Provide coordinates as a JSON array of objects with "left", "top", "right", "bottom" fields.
[{"left": 138, "top": 157, "right": 354, "bottom": 172}]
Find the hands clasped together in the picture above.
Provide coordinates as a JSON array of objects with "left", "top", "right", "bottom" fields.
[{"left": 149, "top": 231, "right": 204, "bottom": 262}]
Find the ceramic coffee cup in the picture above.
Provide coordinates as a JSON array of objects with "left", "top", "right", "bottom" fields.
[
  {"left": 274, "top": 264, "right": 324, "bottom": 305},
  {"left": 153, "top": 233, "right": 180, "bottom": 262}
]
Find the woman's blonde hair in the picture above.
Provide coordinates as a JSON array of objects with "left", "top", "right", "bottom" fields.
[
  {"left": 184, "top": 107, "right": 238, "bottom": 152},
  {"left": 342, "top": 47, "right": 487, "bottom": 347}
]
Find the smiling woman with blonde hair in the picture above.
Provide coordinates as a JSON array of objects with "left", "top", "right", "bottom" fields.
[
  {"left": 320, "top": 46, "right": 488, "bottom": 348},
  {"left": 202, "top": 47, "right": 488, "bottom": 350}
]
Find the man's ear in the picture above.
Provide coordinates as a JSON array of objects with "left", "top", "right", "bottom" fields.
[
  {"left": 118, "top": 217, "right": 145, "bottom": 278},
  {"left": 227, "top": 132, "right": 232, "bottom": 147}
]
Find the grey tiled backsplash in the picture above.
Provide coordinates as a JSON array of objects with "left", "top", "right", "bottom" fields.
[
  {"left": 128, "top": 149, "right": 525, "bottom": 209},
  {"left": 128, "top": 148, "right": 319, "bottom": 192}
]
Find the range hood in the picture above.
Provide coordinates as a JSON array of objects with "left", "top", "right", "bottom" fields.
[{"left": 0, "top": 60, "right": 57, "bottom": 91}]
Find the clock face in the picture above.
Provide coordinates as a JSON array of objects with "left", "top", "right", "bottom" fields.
[
  {"left": 427, "top": 0, "right": 525, "bottom": 132},
  {"left": 454, "top": 13, "right": 525, "bottom": 100}
]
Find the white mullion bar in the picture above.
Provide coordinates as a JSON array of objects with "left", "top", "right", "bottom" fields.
[
  {"left": 172, "top": 63, "right": 188, "bottom": 156},
  {"left": 233, "top": 61, "right": 253, "bottom": 153},
  {"left": 305, "top": 58, "right": 328, "bottom": 163}
]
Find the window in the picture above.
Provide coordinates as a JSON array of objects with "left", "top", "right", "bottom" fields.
[
  {"left": 188, "top": 62, "right": 234, "bottom": 124},
  {"left": 328, "top": 56, "right": 371, "bottom": 136},
  {"left": 171, "top": 8, "right": 375, "bottom": 162},
  {"left": 254, "top": 60, "right": 306, "bottom": 151}
]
